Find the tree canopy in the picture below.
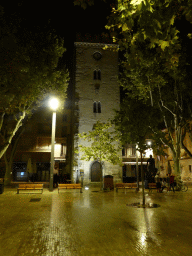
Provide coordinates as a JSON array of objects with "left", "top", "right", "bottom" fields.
[
  {"left": 0, "top": 6, "right": 69, "bottom": 159},
  {"left": 74, "top": 0, "right": 192, "bottom": 183},
  {"left": 78, "top": 121, "right": 121, "bottom": 165},
  {"left": 113, "top": 97, "right": 160, "bottom": 152}
]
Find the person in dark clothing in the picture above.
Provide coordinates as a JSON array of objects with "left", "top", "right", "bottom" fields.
[
  {"left": 53, "top": 173, "right": 59, "bottom": 188},
  {"left": 169, "top": 174, "right": 175, "bottom": 192},
  {"left": 166, "top": 173, "right": 170, "bottom": 190},
  {"left": 147, "top": 155, "right": 155, "bottom": 173},
  {"left": 147, "top": 155, "right": 156, "bottom": 182},
  {"left": 155, "top": 172, "right": 161, "bottom": 192}
]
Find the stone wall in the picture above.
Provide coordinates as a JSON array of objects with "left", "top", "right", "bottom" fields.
[
  {"left": 73, "top": 42, "right": 122, "bottom": 185},
  {"left": 156, "top": 156, "right": 192, "bottom": 183}
]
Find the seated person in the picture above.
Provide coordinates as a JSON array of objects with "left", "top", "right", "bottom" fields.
[
  {"left": 155, "top": 172, "right": 161, "bottom": 192},
  {"left": 160, "top": 179, "right": 167, "bottom": 192}
]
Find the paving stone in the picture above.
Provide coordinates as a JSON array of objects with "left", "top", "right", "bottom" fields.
[{"left": 0, "top": 188, "right": 192, "bottom": 255}]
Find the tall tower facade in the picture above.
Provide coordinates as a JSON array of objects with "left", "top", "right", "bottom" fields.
[{"left": 73, "top": 42, "right": 122, "bottom": 186}]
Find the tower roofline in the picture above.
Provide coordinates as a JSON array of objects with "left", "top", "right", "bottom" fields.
[{"left": 74, "top": 42, "right": 119, "bottom": 49}]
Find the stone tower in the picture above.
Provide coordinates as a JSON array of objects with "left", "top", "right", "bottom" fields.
[{"left": 72, "top": 42, "right": 122, "bottom": 186}]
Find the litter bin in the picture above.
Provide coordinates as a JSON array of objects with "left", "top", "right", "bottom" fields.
[
  {"left": 0, "top": 178, "right": 4, "bottom": 194},
  {"left": 104, "top": 175, "right": 114, "bottom": 190}
]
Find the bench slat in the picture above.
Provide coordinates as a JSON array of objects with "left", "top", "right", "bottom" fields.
[
  {"left": 148, "top": 183, "right": 156, "bottom": 188},
  {"left": 116, "top": 183, "right": 137, "bottom": 187},
  {"left": 17, "top": 183, "right": 43, "bottom": 194},
  {"left": 58, "top": 184, "right": 81, "bottom": 193},
  {"left": 116, "top": 183, "right": 137, "bottom": 193}
]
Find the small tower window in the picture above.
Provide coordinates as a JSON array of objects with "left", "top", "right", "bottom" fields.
[
  {"left": 93, "top": 70, "right": 101, "bottom": 80},
  {"left": 93, "top": 101, "right": 101, "bottom": 113},
  {"left": 93, "top": 102, "right": 97, "bottom": 113},
  {"left": 93, "top": 52, "right": 102, "bottom": 61},
  {"left": 98, "top": 102, "right": 101, "bottom": 113},
  {"left": 94, "top": 70, "right": 97, "bottom": 80},
  {"left": 98, "top": 70, "right": 101, "bottom": 80}
]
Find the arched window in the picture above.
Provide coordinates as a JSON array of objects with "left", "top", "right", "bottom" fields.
[
  {"left": 98, "top": 102, "right": 101, "bottom": 113},
  {"left": 93, "top": 102, "right": 97, "bottom": 113},
  {"left": 93, "top": 102, "right": 101, "bottom": 113},
  {"left": 98, "top": 70, "right": 101, "bottom": 80},
  {"left": 93, "top": 70, "right": 97, "bottom": 80},
  {"left": 93, "top": 70, "right": 101, "bottom": 80}
]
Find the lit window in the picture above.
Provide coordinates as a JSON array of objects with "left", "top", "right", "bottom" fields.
[{"left": 124, "top": 145, "right": 136, "bottom": 157}]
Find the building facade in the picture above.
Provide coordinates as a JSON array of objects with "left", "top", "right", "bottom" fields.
[
  {"left": 2, "top": 40, "right": 192, "bottom": 186},
  {"left": 72, "top": 42, "right": 122, "bottom": 186},
  {"left": 122, "top": 143, "right": 154, "bottom": 182},
  {"left": 4, "top": 104, "right": 70, "bottom": 183},
  {"left": 155, "top": 129, "right": 192, "bottom": 182}
]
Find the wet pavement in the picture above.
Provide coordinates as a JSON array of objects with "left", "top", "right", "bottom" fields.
[{"left": 0, "top": 187, "right": 192, "bottom": 256}]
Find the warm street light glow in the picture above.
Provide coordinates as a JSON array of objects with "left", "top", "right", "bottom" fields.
[
  {"left": 147, "top": 141, "right": 151, "bottom": 146},
  {"left": 49, "top": 98, "right": 59, "bottom": 111}
]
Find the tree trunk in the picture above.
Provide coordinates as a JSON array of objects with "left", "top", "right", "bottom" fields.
[
  {"left": 171, "top": 119, "right": 182, "bottom": 185},
  {"left": 0, "top": 111, "right": 25, "bottom": 159},
  {"left": 100, "top": 160, "right": 103, "bottom": 191},
  {"left": 136, "top": 146, "right": 139, "bottom": 191},
  {"left": 4, "top": 161, "right": 13, "bottom": 186},
  {"left": 172, "top": 155, "right": 181, "bottom": 184},
  {"left": 172, "top": 156, "right": 180, "bottom": 175},
  {"left": 3, "top": 126, "right": 25, "bottom": 185},
  {"left": 0, "top": 144, "right": 11, "bottom": 161}
]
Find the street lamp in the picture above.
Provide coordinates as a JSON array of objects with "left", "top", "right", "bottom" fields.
[
  {"left": 147, "top": 141, "right": 152, "bottom": 146},
  {"left": 136, "top": 144, "right": 139, "bottom": 191},
  {"left": 49, "top": 98, "right": 59, "bottom": 191}
]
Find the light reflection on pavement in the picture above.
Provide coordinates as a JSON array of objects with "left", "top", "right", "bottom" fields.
[{"left": 0, "top": 188, "right": 192, "bottom": 255}]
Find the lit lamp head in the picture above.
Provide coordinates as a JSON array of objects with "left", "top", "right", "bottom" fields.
[
  {"left": 49, "top": 98, "right": 59, "bottom": 111},
  {"left": 147, "top": 141, "right": 151, "bottom": 146}
]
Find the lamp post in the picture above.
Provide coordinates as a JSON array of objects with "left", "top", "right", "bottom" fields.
[
  {"left": 49, "top": 98, "right": 59, "bottom": 192},
  {"left": 80, "top": 169, "right": 84, "bottom": 193},
  {"left": 136, "top": 144, "right": 139, "bottom": 191}
]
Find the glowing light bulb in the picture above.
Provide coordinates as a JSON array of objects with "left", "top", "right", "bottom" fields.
[{"left": 49, "top": 98, "right": 59, "bottom": 111}]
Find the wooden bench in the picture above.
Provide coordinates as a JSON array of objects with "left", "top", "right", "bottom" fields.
[
  {"left": 58, "top": 184, "right": 81, "bottom": 193},
  {"left": 17, "top": 183, "right": 43, "bottom": 194},
  {"left": 148, "top": 183, "right": 157, "bottom": 192},
  {"left": 148, "top": 183, "right": 162, "bottom": 192},
  {"left": 116, "top": 183, "right": 137, "bottom": 193},
  {"left": 148, "top": 183, "right": 156, "bottom": 190}
]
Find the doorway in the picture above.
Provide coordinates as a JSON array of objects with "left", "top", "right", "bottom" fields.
[{"left": 91, "top": 161, "right": 102, "bottom": 182}]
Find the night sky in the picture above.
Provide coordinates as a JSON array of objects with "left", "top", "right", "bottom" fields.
[
  {"left": 1, "top": 0, "right": 113, "bottom": 61},
  {"left": 1, "top": 1, "right": 191, "bottom": 79},
  {"left": 1, "top": 0, "right": 116, "bottom": 103}
]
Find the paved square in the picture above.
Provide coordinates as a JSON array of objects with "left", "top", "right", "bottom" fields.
[{"left": 0, "top": 187, "right": 192, "bottom": 255}]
